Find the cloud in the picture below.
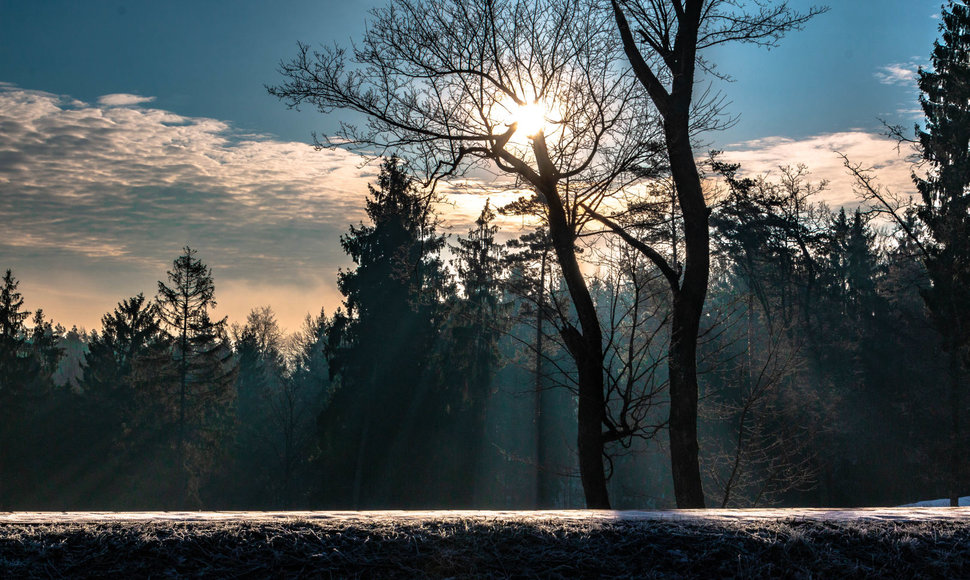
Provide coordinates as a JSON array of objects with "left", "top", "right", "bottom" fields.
[
  {"left": 97, "top": 93, "right": 156, "bottom": 107},
  {"left": 897, "top": 106, "right": 923, "bottom": 118},
  {"left": 874, "top": 60, "right": 921, "bottom": 86},
  {"left": 720, "top": 131, "right": 918, "bottom": 208},
  {"left": 0, "top": 84, "right": 386, "bottom": 331},
  {"left": 0, "top": 84, "right": 924, "bottom": 332}
]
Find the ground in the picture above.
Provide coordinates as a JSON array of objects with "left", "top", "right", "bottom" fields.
[{"left": 1, "top": 510, "right": 969, "bottom": 578}]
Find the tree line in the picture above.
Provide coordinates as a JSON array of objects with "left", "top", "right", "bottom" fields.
[
  {"left": 2, "top": 0, "right": 969, "bottom": 510},
  {"left": 0, "top": 148, "right": 962, "bottom": 509}
]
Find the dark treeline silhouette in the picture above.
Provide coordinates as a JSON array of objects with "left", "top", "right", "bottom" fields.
[
  {"left": 0, "top": 152, "right": 961, "bottom": 509},
  {"left": 1, "top": 0, "right": 967, "bottom": 509}
]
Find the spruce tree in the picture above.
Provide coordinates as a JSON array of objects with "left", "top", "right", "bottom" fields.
[
  {"left": 443, "top": 202, "right": 508, "bottom": 504},
  {"left": 845, "top": 210, "right": 879, "bottom": 314},
  {"left": 0, "top": 269, "right": 28, "bottom": 353},
  {"left": 229, "top": 306, "right": 290, "bottom": 507},
  {"left": 287, "top": 309, "right": 330, "bottom": 505},
  {"left": 81, "top": 293, "right": 170, "bottom": 507},
  {"left": 503, "top": 229, "right": 558, "bottom": 507},
  {"left": 915, "top": 0, "right": 970, "bottom": 505},
  {"left": 156, "top": 247, "right": 236, "bottom": 507},
  {"left": 86, "top": 294, "right": 163, "bottom": 387},
  {"left": 321, "top": 157, "right": 450, "bottom": 507},
  {"left": 0, "top": 270, "right": 33, "bottom": 507},
  {"left": 0, "top": 270, "right": 34, "bottom": 409},
  {"left": 29, "top": 310, "right": 61, "bottom": 381},
  {"left": 450, "top": 202, "right": 506, "bottom": 403}
]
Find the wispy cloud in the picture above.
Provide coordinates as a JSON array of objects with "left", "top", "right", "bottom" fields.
[
  {"left": 0, "top": 84, "right": 924, "bottom": 331},
  {"left": 97, "top": 93, "right": 156, "bottom": 107},
  {"left": 0, "top": 84, "right": 385, "bottom": 330},
  {"left": 721, "top": 131, "right": 917, "bottom": 208},
  {"left": 874, "top": 59, "right": 922, "bottom": 86}
]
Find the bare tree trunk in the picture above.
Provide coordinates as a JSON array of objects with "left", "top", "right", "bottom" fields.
[
  {"left": 0, "top": 429, "right": 7, "bottom": 510},
  {"left": 352, "top": 415, "right": 370, "bottom": 509},
  {"left": 283, "top": 409, "right": 293, "bottom": 508},
  {"left": 665, "top": 122, "right": 709, "bottom": 509},
  {"left": 542, "top": 182, "right": 610, "bottom": 509},
  {"left": 950, "top": 346, "right": 961, "bottom": 507},
  {"left": 177, "top": 330, "right": 188, "bottom": 508},
  {"left": 669, "top": 292, "right": 705, "bottom": 508},
  {"left": 534, "top": 250, "right": 549, "bottom": 508}
]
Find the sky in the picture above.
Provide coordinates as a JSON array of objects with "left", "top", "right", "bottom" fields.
[{"left": 0, "top": 0, "right": 943, "bottom": 333}]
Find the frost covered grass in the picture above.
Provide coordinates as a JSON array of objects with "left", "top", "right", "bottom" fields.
[{"left": 1, "top": 511, "right": 969, "bottom": 578}]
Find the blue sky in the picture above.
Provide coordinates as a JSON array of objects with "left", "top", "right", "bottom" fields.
[{"left": 0, "top": 0, "right": 943, "bottom": 332}]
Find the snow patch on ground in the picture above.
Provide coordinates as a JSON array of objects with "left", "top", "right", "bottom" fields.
[
  {"left": 900, "top": 496, "right": 970, "bottom": 507},
  {"left": 3, "top": 508, "right": 970, "bottom": 524}
]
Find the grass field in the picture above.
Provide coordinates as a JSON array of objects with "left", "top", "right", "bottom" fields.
[{"left": 1, "top": 510, "right": 969, "bottom": 578}]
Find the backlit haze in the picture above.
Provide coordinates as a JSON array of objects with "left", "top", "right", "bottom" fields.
[{"left": 0, "top": 0, "right": 939, "bottom": 332}]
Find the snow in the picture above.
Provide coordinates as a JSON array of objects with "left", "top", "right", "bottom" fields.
[
  {"left": 2, "top": 508, "right": 970, "bottom": 524},
  {"left": 900, "top": 496, "right": 970, "bottom": 507}
]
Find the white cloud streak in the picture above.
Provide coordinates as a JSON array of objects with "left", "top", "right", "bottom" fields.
[
  {"left": 97, "top": 93, "right": 156, "bottom": 107},
  {"left": 721, "top": 131, "right": 918, "bottom": 209},
  {"left": 874, "top": 60, "right": 921, "bottom": 86}
]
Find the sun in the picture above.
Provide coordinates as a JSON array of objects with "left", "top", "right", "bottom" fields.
[{"left": 509, "top": 101, "right": 548, "bottom": 138}]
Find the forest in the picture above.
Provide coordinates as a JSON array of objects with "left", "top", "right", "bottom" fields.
[
  {"left": 0, "top": 151, "right": 956, "bottom": 510},
  {"left": 1, "top": 0, "right": 969, "bottom": 513}
]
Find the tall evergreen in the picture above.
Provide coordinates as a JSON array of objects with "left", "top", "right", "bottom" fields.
[
  {"left": 443, "top": 202, "right": 508, "bottom": 504},
  {"left": 0, "top": 270, "right": 35, "bottom": 507},
  {"left": 283, "top": 309, "right": 330, "bottom": 506},
  {"left": 845, "top": 211, "right": 879, "bottom": 310},
  {"left": 86, "top": 294, "right": 162, "bottom": 389},
  {"left": 502, "top": 229, "right": 561, "bottom": 506},
  {"left": 28, "top": 310, "right": 61, "bottom": 382},
  {"left": 291, "top": 309, "right": 331, "bottom": 395},
  {"left": 915, "top": 0, "right": 970, "bottom": 505},
  {"left": 156, "top": 247, "right": 236, "bottom": 507},
  {"left": 229, "top": 306, "right": 301, "bottom": 507},
  {"left": 449, "top": 202, "right": 506, "bottom": 411},
  {"left": 0, "top": 269, "right": 29, "bottom": 358},
  {"left": 321, "top": 156, "right": 450, "bottom": 507},
  {"left": 78, "top": 294, "right": 170, "bottom": 506}
]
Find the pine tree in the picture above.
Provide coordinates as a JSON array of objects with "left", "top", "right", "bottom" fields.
[
  {"left": 503, "top": 226, "right": 598, "bottom": 506},
  {"left": 915, "top": 0, "right": 970, "bottom": 505},
  {"left": 0, "top": 269, "right": 34, "bottom": 507},
  {"left": 86, "top": 294, "right": 162, "bottom": 387},
  {"left": 29, "top": 310, "right": 62, "bottom": 381},
  {"left": 229, "top": 306, "right": 292, "bottom": 507},
  {"left": 450, "top": 201, "right": 506, "bottom": 404},
  {"left": 321, "top": 157, "right": 450, "bottom": 507},
  {"left": 156, "top": 247, "right": 236, "bottom": 507},
  {"left": 0, "top": 269, "right": 29, "bottom": 357},
  {"left": 291, "top": 309, "right": 331, "bottom": 395},
  {"left": 845, "top": 210, "right": 879, "bottom": 314},
  {"left": 281, "top": 309, "right": 330, "bottom": 506},
  {"left": 80, "top": 293, "right": 171, "bottom": 507},
  {"left": 442, "top": 201, "right": 508, "bottom": 504}
]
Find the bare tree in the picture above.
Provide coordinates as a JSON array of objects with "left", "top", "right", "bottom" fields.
[
  {"left": 270, "top": 0, "right": 662, "bottom": 508},
  {"left": 701, "top": 304, "right": 816, "bottom": 508},
  {"left": 595, "top": 239, "right": 671, "bottom": 467},
  {"left": 599, "top": 0, "right": 827, "bottom": 507}
]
